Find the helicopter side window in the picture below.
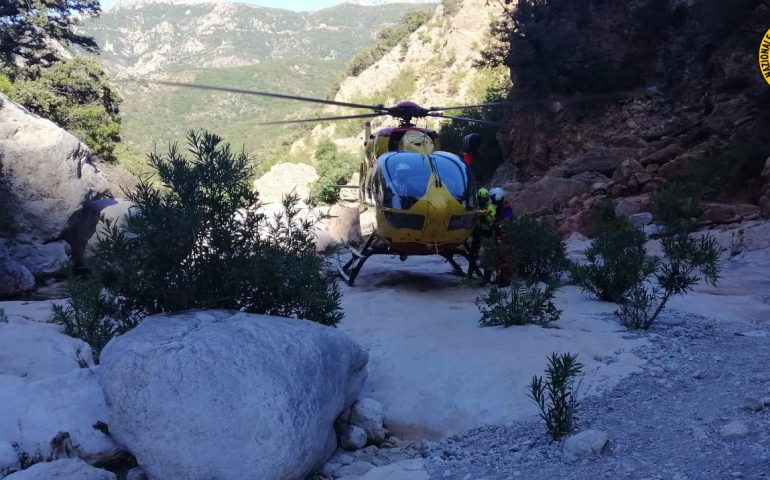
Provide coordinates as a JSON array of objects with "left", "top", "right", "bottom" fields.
[
  {"left": 383, "top": 152, "right": 431, "bottom": 210},
  {"left": 432, "top": 153, "right": 477, "bottom": 210}
]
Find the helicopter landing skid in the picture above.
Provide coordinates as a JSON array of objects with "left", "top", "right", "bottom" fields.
[
  {"left": 339, "top": 235, "right": 376, "bottom": 286},
  {"left": 442, "top": 245, "right": 485, "bottom": 282}
]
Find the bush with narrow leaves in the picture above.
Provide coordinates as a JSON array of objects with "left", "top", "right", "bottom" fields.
[
  {"left": 617, "top": 232, "right": 720, "bottom": 329},
  {"left": 492, "top": 215, "right": 568, "bottom": 283},
  {"left": 49, "top": 275, "right": 139, "bottom": 363},
  {"left": 477, "top": 281, "right": 561, "bottom": 328},
  {"left": 571, "top": 225, "right": 657, "bottom": 303},
  {"left": 90, "top": 131, "right": 343, "bottom": 332},
  {"left": 529, "top": 352, "right": 584, "bottom": 441}
]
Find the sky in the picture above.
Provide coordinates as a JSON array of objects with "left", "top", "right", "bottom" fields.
[{"left": 100, "top": 0, "right": 350, "bottom": 10}]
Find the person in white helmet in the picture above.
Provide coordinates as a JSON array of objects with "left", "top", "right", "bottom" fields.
[
  {"left": 489, "top": 187, "right": 513, "bottom": 223},
  {"left": 488, "top": 187, "right": 514, "bottom": 286}
]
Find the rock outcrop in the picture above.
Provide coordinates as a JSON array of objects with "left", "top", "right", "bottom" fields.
[
  {"left": 98, "top": 310, "right": 368, "bottom": 480},
  {"left": 492, "top": 4, "right": 769, "bottom": 235},
  {"left": 0, "top": 94, "right": 110, "bottom": 242},
  {"left": 60, "top": 199, "right": 135, "bottom": 265},
  {"left": 4, "top": 459, "right": 116, "bottom": 480}
]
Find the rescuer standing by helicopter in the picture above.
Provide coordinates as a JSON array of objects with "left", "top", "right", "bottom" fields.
[
  {"left": 489, "top": 187, "right": 514, "bottom": 286},
  {"left": 469, "top": 188, "right": 496, "bottom": 277}
]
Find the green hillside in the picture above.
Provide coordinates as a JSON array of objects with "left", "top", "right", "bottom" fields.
[{"left": 80, "top": 1, "right": 436, "bottom": 172}]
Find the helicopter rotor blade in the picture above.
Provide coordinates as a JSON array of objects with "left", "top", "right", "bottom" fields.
[
  {"left": 426, "top": 112, "right": 501, "bottom": 127},
  {"left": 154, "top": 81, "right": 385, "bottom": 110},
  {"left": 428, "top": 102, "right": 512, "bottom": 111},
  {"left": 258, "top": 112, "right": 388, "bottom": 126},
  {"left": 429, "top": 88, "right": 652, "bottom": 112}
]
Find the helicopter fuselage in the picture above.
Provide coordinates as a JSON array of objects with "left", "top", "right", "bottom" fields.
[{"left": 357, "top": 124, "right": 478, "bottom": 255}]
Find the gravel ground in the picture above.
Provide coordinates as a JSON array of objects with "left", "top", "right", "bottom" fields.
[{"left": 423, "top": 310, "right": 770, "bottom": 480}]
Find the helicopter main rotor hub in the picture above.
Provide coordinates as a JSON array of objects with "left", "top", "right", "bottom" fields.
[{"left": 386, "top": 101, "right": 429, "bottom": 126}]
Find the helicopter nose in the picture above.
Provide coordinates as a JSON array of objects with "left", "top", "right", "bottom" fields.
[{"left": 424, "top": 184, "right": 451, "bottom": 242}]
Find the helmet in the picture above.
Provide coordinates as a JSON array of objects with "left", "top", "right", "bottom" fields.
[
  {"left": 478, "top": 187, "right": 489, "bottom": 198},
  {"left": 489, "top": 187, "right": 506, "bottom": 202}
]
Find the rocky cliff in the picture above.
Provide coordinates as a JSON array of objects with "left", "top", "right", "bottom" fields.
[{"left": 490, "top": 0, "right": 770, "bottom": 236}]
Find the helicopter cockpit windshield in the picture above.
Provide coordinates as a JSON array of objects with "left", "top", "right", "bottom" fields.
[
  {"left": 382, "top": 152, "right": 431, "bottom": 210},
  {"left": 432, "top": 152, "right": 477, "bottom": 210},
  {"left": 379, "top": 151, "right": 476, "bottom": 211}
]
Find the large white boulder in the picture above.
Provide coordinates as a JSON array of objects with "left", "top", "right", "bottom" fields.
[
  {"left": 4, "top": 459, "right": 116, "bottom": 480},
  {"left": 98, "top": 310, "right": 368, "bottom": 480},
  {"left": 0, "top": 258, "right": 34, "bottom": 298},
  {"left": 0, "top": 94, "right": 110, "bottom": 242},
  {"left": 253, "top": 162, "right": 318, "bottom": 204},
  {"left": 0, "top": 370, "right": 120, "bottom": 465},
  {"left": 7, "top": 241, "right": 71, "bottom": 277},
  {"left": 0, "top": 319, "right": 94, "bottom": 381}
]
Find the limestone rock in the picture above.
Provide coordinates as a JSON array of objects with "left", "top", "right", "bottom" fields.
[
  {"left": 0, "top": 370, "right": 120, "bottom": 465},
  {"left": 8, "top": 241, "right": 70, "bottom": 276},
  {"left": 719, "top": 421, "right": 749, "bottom": 438},
  {"left": 350, "top": 397, "right": 386, "bottom": 445},
  {"left": 562, "top": 429, "right": 609, "bottom": 462},
  {"left": 353, "top": 459, "right": 428, "bottom": 480},
  {"left": 0, "top": 94, "right": 110, "bottom": 242},
  {"left": 507, "top": 177, "right": 590, "bottom": 215},
  {"left": 323, "top": 205, "right": 363, "bottom": 248},
  {"left": 640, "top": 143, "right": 685, "bottom": 166},
  {"left": 0, "top": 441, "right": 20, "bottom": 477},
  {"left": 340, "top": 425, "right": 368, "bottom": 451},
  {"left": 742, "top": 397, "right": 763, "bottom": 412},
  {"left": 563, "top": 149, "right": 631, "bottom": 177},
  {"left": 125, "top": 467, "right": 148, "bottom": 480},
  {"left": 0, "top": 320, "right": 94, "bottom": 381},
  {"left": 60, "top": 198, "right": 135, "bottom": 265},
  {"left": 4, "top": 459, "right": 115, "bottom": 480},
  {"left": 629, "top": 212, "right": 654, "bottom": 228},
  {"left": 0, "top": 257, "right": 34, "bottom": 298},
  {"left": 253, "top": 162, "right": 318, "bottom": 204},
  {"left": 98, "top": 311, "right": 368, "bottom": 480}
]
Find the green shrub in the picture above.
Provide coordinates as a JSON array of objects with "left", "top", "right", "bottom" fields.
[
  {"left": 346, "top": 9, "right": 432, "bottom": 77},
  {"left": 571, "top": 225, "right": 657, "bottom": 303},
  {"left": 616, "top": 232, "right": 721, "bottom": 329},
  {"left": 91, "top": 130, "right": 343, "bottom": 328},
  {"left": 477, "top": 282, "right": 561, "bottom": 328},
  {"left": 10, "top": 58, "right": 122, "bottom": 159},
  {"left": 49, "top": 275, "right": 138, "bottom": 363},
  {"left": 309, "top": 140, "right": 358, "bottom": 205},
  {"left": 493, "top": 216, "right": 567, "bottom": 283},
  {"left": 652, "top": 181, "right": 703, "bottom": 232},
  {"left": 529, "top": 352, "right": 584, "bottom": 441}
]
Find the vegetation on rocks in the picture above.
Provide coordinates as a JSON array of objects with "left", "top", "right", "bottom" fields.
[
  {"left": 7, "top": 58, "right": 122, "bottom": 159},
  {"left": 345, "top": 9, "right": 433, "bottom": 78},
  {"left": 529, "top": 352, "right": 583, "bottom": 441},
  {"left": 309, "top": 140, "right": 358, "bottom": 205},
  {"left": 55, "top": 131, "right": 343, "bottom": 359}
]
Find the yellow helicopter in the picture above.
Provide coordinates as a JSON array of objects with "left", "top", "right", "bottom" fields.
[
  {"left": 157, "top": 82, "right": 649, "bottom": 285},
  {"left": 158, "top": 81, "right": 508, "bottom": 284}
]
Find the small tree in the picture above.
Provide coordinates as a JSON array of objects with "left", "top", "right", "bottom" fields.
[
  {"left": 0, "top": 0, "right": 100, "bottom": 67},
  {"left": 617, "top": 232, "right": 720, "bottom": 329},
  {"left": 49, "top": 275, "right": 139, "bottom": 363},
  {"left": 571, "top": 225, "right": 657, "bottom": 303},
  {"left": 529, "top": 352, "right": 584, "bottom": 441},
  {"left": 493, "top": 215, "right": 568, "bottom": 283},
  {"left": 90, "top": 130, "right": 343, "bottom": 327}
]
